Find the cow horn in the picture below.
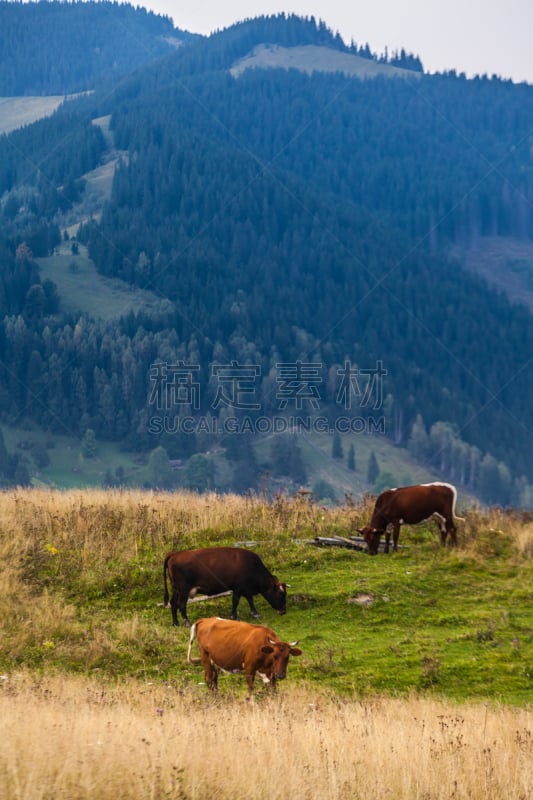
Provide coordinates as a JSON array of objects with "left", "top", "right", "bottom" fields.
[
  {"left": 288, "top": 640, "right": 299, "bottom": 647},
  {"left": 268, "top": 638, "right": 278, "bottom": 645}
]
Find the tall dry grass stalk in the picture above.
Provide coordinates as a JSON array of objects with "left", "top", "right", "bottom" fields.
[
  {"left": 0, "top": 486, "right": 530, "bottom": 552},
  {"left": 0, "top": 487, "right": 370, "bottom": 584},
  {"left": 0, "top": 672, "right": 531, "bottom": 800}
]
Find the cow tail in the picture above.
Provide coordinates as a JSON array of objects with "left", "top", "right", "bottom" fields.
[
  {"left": 163, "top": 554, "right": 170, "bottom": 607},
  {"left": 187, "top": 622, "right": 202, "bottom": 665},
  {"left": 450, "top": 485, "right": 466, "bottom": 522}
]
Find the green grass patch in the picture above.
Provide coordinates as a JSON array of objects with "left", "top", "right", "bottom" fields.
[
  {"left": 3, "top": 519, "right": 531, "bottom": 704},
  {"left": 36, "top": 242, "right": 165, "bottom": 321}
]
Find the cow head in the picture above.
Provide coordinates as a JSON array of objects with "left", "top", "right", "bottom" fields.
[
  {"left": 260, "top": 639, "right": 303, "bottom": 683},
  {"left": 357, "top": 526, "right": 382, "bottom": 556},
  {"left": 265, "top": 578, "right": 288, "bottom": 614}
]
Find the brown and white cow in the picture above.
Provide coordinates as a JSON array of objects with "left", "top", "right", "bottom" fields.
[
  {"left": 358, "top": 482, "right": 463, "bottom": 555},
  {"left": 163, "top": 547, "right": 288, "bottom": 626},
  {"left": 187, "top": 616, "right": 302, "bottom": 692}
]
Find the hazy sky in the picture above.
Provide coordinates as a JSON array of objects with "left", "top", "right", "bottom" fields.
[{"left": 143, "top": 0, "right": 533, "bottom": 84}]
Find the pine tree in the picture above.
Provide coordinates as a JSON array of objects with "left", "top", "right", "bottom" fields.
[
  {"left": 81, "top": 428, "right": 97, "bottom": 458},
  {"left": 331, "top": 430, "right": 343, "bottom": 459},
  {"left": 149, "top": 446, "right": 173, "bottom": 489},
  {"left": 0, "top": 429, "right": 10, "bottom": 479},
  {"left": 184, "top": 453, "right": 213, "bottom": 492},
  {"left": 367, "top": 451, "right": 379, "bottom": 485}
]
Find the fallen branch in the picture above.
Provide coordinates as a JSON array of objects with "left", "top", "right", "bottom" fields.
[
  {"left": 310, "top": 536, "right": 367, "bottom": 551},
  {"left": 159, "top": 590, "right": 232, "bottom": 609},
  {"left": 188, "top": 590, "right": 232, "bottom": 603},
  {"left": 310, "top": 536, "right": 406, "bottom": 552}
]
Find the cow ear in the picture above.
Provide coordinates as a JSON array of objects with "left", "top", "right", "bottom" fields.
[
  {"left": 261, "top": 645, "right": 274, "bottom": 655},
  {"left": 289, "top": 647, "right": 303, "bottom": 657}
]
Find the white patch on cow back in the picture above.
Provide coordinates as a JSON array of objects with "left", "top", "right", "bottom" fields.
[{"left": 419, "top": 482, "right": 462, "bottom": 521}]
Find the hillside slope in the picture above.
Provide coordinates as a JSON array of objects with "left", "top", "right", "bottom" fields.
[{"left": 0, "top": 10, "right": 531, "bottom": 505}]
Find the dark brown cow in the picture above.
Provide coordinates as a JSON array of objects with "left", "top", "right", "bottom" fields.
[
  {"left": 163, "top": 547, "right": 288, "bottom": 626},
  {"left": 358, "top": 482, "right": 463, "bottom": 555},
  {"left": 187, "top": 616, "right": 302, "bottom": 692}
]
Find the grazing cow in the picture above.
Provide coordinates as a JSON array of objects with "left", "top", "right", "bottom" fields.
[
  {"left": 358, "top": 482, "right": 463, "bottom": 555},
  {"left": 187, "top": 616, "right": 302, "bottom": 692},
  {"left": 163, "top": 546, "right": 288, "bottom": 626}
]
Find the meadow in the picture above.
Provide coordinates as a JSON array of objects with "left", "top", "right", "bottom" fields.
[{"left": 0, "top": 488, "right": 532, "bottom": 798}]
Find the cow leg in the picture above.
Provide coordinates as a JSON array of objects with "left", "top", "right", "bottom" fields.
[
  {"left": 392, "top": 522, "right": 400, "bottom": 552},
  {"left": 203, "top": 657, "right": 218, "bottom": 693},
  {"left": 446, "top": 519, "right": 457, "bottom": 547},
  {"left": 434, "top": 514, "right": 447, "bottom": 546},
  {"left": 177, "top": 586, "right": 191, "bottom": 627},
  {"left": 245, "top": 671, "right": 255, "bottom": 691},
  {"left": 245, "top": 594, "right": 261, "bottom": 619},
  {"left": 230, "top": 592, "right": 241, "bottom": 620},
  {"left": 384, "top": 528, "right": 391, "bottom": 554},
  {"left": 170, "top": 589, "right": 180, "bottom": 626}
]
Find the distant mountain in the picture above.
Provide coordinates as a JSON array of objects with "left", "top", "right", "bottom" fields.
[
  {"left": 0, "top": 6, "right": 532, "bottom": 506},
  {"left": 0, "top": 0, "right": 196, "bottom": 95}
]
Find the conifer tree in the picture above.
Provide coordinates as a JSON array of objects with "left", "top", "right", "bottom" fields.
[
  {"left": 347, "top": 443, "right": 355, "bottom": 471},
  {"left": 332, "top": 430, "right": 343, "bottom": 459},
  {"left": 367, "top": 451, "right": 379, "bottom": 486}
]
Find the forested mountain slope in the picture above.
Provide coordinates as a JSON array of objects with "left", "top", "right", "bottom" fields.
[
  {"left": 0, "top": 0, "right": 194, "bottom": 95},
  {"left": 0, "top": 8, "right": 531, "bottom": 505}
]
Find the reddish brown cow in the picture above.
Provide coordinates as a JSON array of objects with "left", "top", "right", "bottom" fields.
[
  {"left": 358, "top": 482, "right": 463, "bottom": 555},
  {"left": 187, "top": 616, "right": 302, "bottom": 692},
  {"left": 163, "top": 547, "right": 288, "bottom": 626}
]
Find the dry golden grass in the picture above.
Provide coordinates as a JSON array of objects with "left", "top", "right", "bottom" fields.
[
  {"left": 0, "top": 486, "right": 528, "bottom": 547},
  {"left": 0, "top": 672, "right": 531, "bottom": 800},
  {"left": 0, "top": 487, "right": 368, "bottom": 586}
]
